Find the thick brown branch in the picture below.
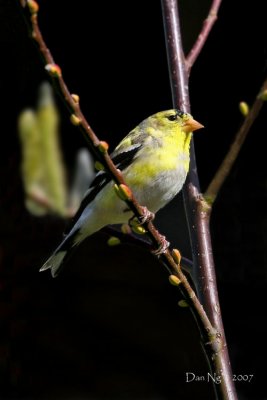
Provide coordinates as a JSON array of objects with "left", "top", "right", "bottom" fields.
[
  {"left": 161, "top": 1, "right": 238, "bottom": 399},
  {"left": 205, "top": 78, "right": 267, "bottom": 203},
  {"left": 186, "top": 0, "right": 222, "bottom": 73},
  {"left": 161, "top": 0, "right": 190, "bottom": 110},
  {"left": 189, "top": 185, "right": 237, "bottom": 399}
]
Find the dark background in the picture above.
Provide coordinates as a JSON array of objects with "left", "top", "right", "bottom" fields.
[{"left": 1, "top": 0, "right": 267, "bottom": 399}]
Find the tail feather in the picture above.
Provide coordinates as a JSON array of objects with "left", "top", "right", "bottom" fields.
[
  {"left": 40, "top": 250, "right": 67, "bottom": 277},
  {"left": 40, "top": 204, "right": 101, "bottom": 277}
]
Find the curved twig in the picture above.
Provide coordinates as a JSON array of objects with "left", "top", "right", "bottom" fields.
[
  {"left": 186, "top": 0, "right": 222, "bottom": 73},
  {"left": 205, "top": 80, "right": 267, "bottom": 203}
]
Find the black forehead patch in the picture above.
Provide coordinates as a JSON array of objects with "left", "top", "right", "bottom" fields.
[{"left": 176, "top": 109, "right": 185, "bottom": 118}]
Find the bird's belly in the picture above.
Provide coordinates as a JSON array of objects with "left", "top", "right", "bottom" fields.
[
  {"left": 126, "top": 166, "right": 188, "bottom": 213},
  {"left": 90, "top": 164, "right": 188, "bottom": 228}
]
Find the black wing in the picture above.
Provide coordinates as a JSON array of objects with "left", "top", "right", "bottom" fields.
[{"left": 64, "top": 144, "right": 141, "bottom": 234}]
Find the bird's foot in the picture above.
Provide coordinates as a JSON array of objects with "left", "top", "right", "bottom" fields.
[
  {"left": 128, "top": 207, "right": 154, "bottom": 228},
  {"left": 152, "top": 234, "right": 170, "bottom": 256},
  {"left": 138, "top": 206, "right": 155, "bottom": 225}
]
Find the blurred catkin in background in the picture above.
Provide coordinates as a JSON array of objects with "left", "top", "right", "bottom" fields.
[{"left": 18, "top": 82, "right": 94, "bottom": 218}]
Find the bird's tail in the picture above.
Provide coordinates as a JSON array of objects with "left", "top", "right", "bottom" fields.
[
  {"left": 40, "top": 251, "right": 66, "bottom": 277},
  {"left": 40, "top": 231, "right": 75, "bottom": 278},
  {"left": 40, "top": 205, "right": 102, "bottom": 277}
]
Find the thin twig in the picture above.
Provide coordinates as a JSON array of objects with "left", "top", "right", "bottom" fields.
[
  {"left": 161, "top": 1, "right": 238, "bottom": 399},
  {"left": 205, "top": 80, "right": 267, "bottom": 203},
  {"left": 186, "top": 0, "right": 222, "bottom": 73},
  {"left": 18, "top": 0, "right": 220, "bottom": 354}
]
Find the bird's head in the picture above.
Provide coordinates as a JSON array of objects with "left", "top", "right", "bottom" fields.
[{"left": 149, "top": 109, "right": 204, "bottom": 134}]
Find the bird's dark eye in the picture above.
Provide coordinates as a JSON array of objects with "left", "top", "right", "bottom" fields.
[{"left": 167, "top": 114, "right": 177, "bottom": 121}]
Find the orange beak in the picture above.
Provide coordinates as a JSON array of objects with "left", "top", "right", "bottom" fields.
[{"left": 183, "top": 117, "right": 204, "bottom": 133}]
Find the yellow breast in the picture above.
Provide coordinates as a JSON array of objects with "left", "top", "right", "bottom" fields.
[{"left": 130, "top": 131, "right": 191, "bottom": 182}]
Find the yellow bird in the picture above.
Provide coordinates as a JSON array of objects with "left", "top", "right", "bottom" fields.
[{"left": 40, "top": 109, "right": 203, "bottom": 276}]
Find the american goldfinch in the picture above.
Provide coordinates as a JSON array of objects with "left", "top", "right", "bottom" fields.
[{"left": 40, "top": 109, "right": 203, "bottom": 277}]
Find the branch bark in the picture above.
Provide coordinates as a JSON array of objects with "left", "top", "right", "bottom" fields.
[{"left": 161, "top": 1, "right": 237, "bottom": 399}]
